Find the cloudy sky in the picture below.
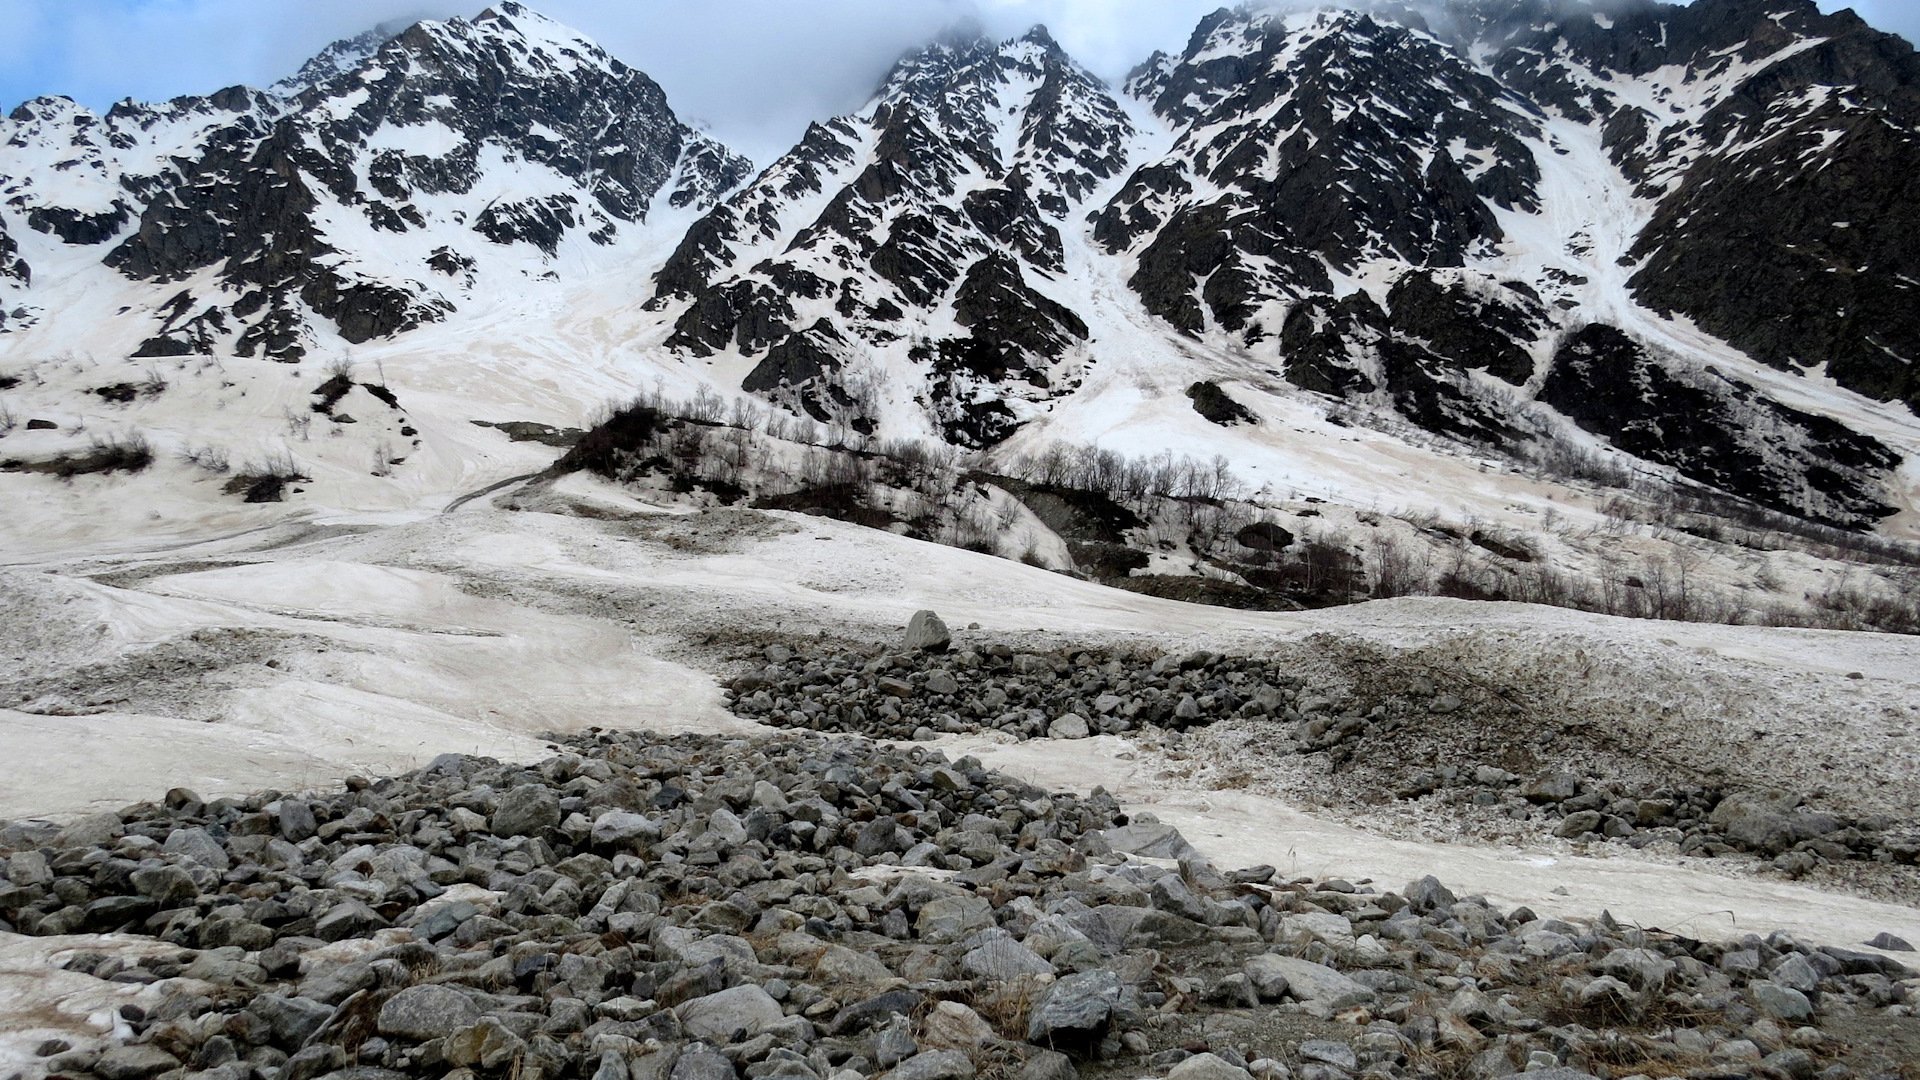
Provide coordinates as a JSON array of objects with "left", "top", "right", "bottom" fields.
[{"left": 1, "top": 0, "right": 1914, "bottom": 165}]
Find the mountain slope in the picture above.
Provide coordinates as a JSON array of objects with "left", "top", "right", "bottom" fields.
[
  {"left": 651, "top": 27, "right": 1139, "bottom": 444},
  {"left": 1064, "top": 0, "right": 1917, "bottom": 530},
  {"left": 1, "top": 0, "right": 1917, "bottom": 545}
]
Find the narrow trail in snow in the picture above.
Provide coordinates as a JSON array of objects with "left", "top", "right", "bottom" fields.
[{"left": 442, "top": 470, "right": 545, "bottom": 513}]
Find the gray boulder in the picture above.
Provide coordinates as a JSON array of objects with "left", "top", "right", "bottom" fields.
[
  {"left": 444, "top": 1018, "right": 526, "bottom": 1070},
  {"left": 1403, "top": 875, "right": 1456, "bottom": 914},
  {"left": 672, "top": 1050, "right": 737, "bottom": 1080},
  {"left": 591, "top": 811, "right": 661, "bottom": 846},
  {"left": 377, "top": 985, "right": 481, "bottom": 1040},
  {"left": 904, "top": 610, "right": 952, "bottom": 652},
  {"left": 130, "top": 865, "right": 199, "bottom": 907},
  {"left": 1100, "top": 817, "right": 1200, "bottom": 860},
  {"left": 1751, "top": 981, "right": 1813, "bottom": 1022},
  {"left": 1167, "top": 1053, "right": 1252, "bottom": 1080},
  {"left": 887, "top": 1050, "right": 975, "bottom": 1080},
  {"left": 92, "top": 1046, "right": 180, "bottom": 1080},
  {"left": 961, "top": 937, "right": 1053, "bottom": 981},
  {"left": 676, "top": 984, "right": 784, "bottom": 1042},
  {"left": 55, "top": 813, "right": 123, "bottom": 848},
  {"left": 163, "top": 827, "right": 230, "bottom": 870},
  {"left": 1244, "top": 955, "right": 1373, "bottom": 1009},
  {"left": 251, "top": 994, "right": 333, "bottom": 1045},
  {"left": 916, "top": 894, "right": 993, "bottom": 943},
  {"left": 1867, "top": 931, "right": 1914, "bottom": 952},
  {"left": 1027, "top": 969, "right": 1123, "bottom": 1049},
  {"left": 278, "top": 799, "right": 318, "bottom": 842},
  {"left": 1297, "top": 1041, "right": 1357, "bottom": 1071},
  {"left": 1047, "top": 713, "right": 1090, "bottom": 740},
  {"left": 493, "top": 784, "right": 561, "bottom": 837}
]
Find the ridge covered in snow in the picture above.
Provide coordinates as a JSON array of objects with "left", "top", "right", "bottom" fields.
[{"left": 1, "top": 0, "right": 1918, "bottom": 547}]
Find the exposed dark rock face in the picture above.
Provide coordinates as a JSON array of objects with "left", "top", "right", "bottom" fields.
[
  {"left": 1186, "top": 382, "right": 1256, "bottom": 426},
  {"left": 913, "top": 252, "right": 1091, "bottom": 444},
  {"left": 1276, "top": 291, "right": 1522, "bottom": 446},
  {"left": 0, "top": 222, "right": 26, "bottom": 286},
  {"left": 1077, "top": 0, "right": 1915, "bottom": 522},
  {"left": 26, "top": 203, "right": 131, "bottom": 246},
  {"left": 742, "top": 320, "right": 851, "bottom": 424},
  {"left": 1104, "top": 8, "right": 1540, "bottom": 341},
  {"left": 1539, "top": 324, "right": 1900, "bottom": 529},
  {"left": 1384, "top": 271, "right": 1546, "bottom": 386},
  {"left": 944, "top": 253, "right": 1088, "bottom": 375}
]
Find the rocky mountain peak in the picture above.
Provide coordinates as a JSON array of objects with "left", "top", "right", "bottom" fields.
[
  {"left": 270, "top": 25, "right": 402, "bottom": 99},
  {"left": 0, "top": 3, "right": 750, "bottom": 363}
]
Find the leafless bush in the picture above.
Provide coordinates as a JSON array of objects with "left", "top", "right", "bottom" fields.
[
  {"left": 178, "top": 443, "right": 231, "bottom": 473},
  {"left": 283, "top": 407, "right": 313, "bottom": 441},
  {"left": 1368, "top": 533, "right": 1430, "bottom": 599}
]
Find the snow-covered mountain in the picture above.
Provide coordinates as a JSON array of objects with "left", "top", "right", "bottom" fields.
[
  {"left": 644, "top": 0, "right": 1920, "bottom": 530},
  {"left": 2, "top": 0, "right": 1918, "bottom": 541},
  {"left": 652, "top": 26, "right": 1139, "bottom": 444},
  {"left": 0, "top": 2, "right": 749, "bottom": 361}
]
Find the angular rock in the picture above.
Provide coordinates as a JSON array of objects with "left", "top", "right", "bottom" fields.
[
  {"left": 676, "top": 984, "right": 784, "bottom": 1042},
  {"left": 1244, "top": 955, "right": 1373, "bottom": 1009},
  {"left": 1403, "top": 875, "right": 1455, "bottom": 914},
  {"left": 1167, "top": 1053, "right": 1253, "bottom": 1080},
  {"left": 1047, "top": 713, "right": 1090, "bottom": 740},
  {"left": 377, "top": 985, "right": 481, "bottom": 1041},
  {"left": 887, "top": 1050, "right": 974, "bottom": 1080},
  {"left": 163, "top": 827, "right": 230, "bottom": 870},
  {"left": 1099, "top": 818, "right": 1199, "bottom": 860},
  {"left": 444, "top": 1018, "right": 526, "bottom": 1070},
  {"left": 493, "top": 784, "right": 561, "bottom": 837},
  {"left": 1027, "top": 969, "right": 1122, "bottom": 1051},
  {"left": 1751, "top": 981, "right": 1813, "bottom": 1022},
  {"left": 904, "top": 611, "right": 952, "bottom": 653},
  {"left": 591, "top": 811, "right": 661, "bottom": 847},
  {"left": 961, "top": 937, "right": 1052, "bottom": 981},
  {"left": 1296, "top": 1041, "right": 1357, "bottom": 1071},
  {"left": 919, "top": 1001, "right": 998, "bottom": 1050},
  {"left": 93, "top": 1046, "right": 180, "bottom": 1080}
]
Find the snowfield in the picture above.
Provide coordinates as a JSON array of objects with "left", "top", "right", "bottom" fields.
[{"left": 2, "top": 485, "right": 1917, "bottom": 971}]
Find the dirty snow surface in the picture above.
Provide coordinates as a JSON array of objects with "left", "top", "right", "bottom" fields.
[{"left": 2, "top": 486, "right": 1918, "bottom": 979}]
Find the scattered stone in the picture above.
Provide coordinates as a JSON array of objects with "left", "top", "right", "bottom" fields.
[
  {"left": 377, "top": 985, "right": 481, "bottom": 1041},
  {"left": 0, "top": 725, "right": 1900, "bottom": 1080},
  {"left": 676, "top": 985, "right": 784, "bottom": 1042},
  {"left": 1169, "top": 1052, "right": 1254, "bottom": 1080},
  {"left": 904, "top": 610, "right": 952, "bottom": 652},
  {"left": 887, "top": 1049, "right": 975, "bottom": 1080},
  {"left": 1245, "top": 955, "right": 1373, "bottom": 1009},
  {"left": 492, "top": 783, "right": 561, "bottom": 837},
  {"left": 1867, "top": 932, "right": 1914, "bottom": 952},
  {"left": 1028, "top": 969, "right": 1123, "bottom": 1051},
  {"left": 1048, "top": 713, "right": 1090, "bottom": 740}
]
